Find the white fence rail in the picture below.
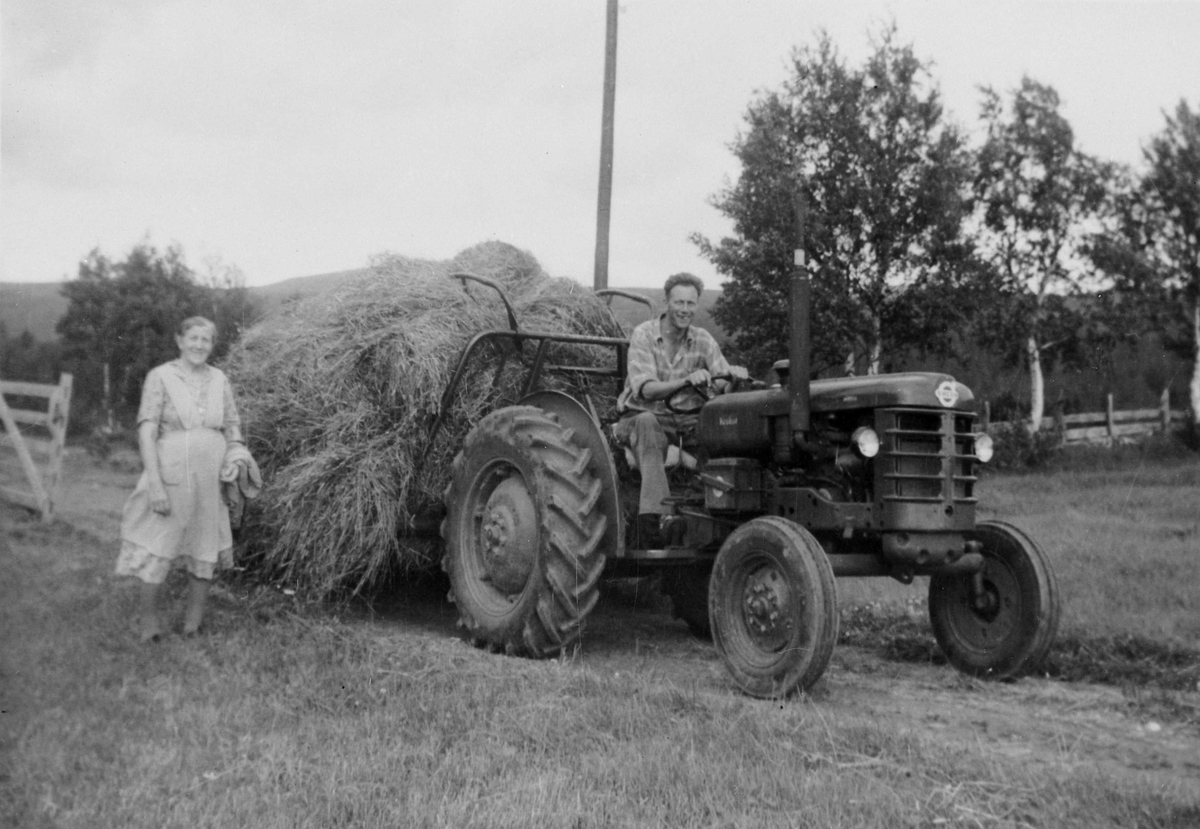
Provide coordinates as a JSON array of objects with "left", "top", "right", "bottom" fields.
[{"left": 984, "top": 389, "right": 1188, "bottom": 446}]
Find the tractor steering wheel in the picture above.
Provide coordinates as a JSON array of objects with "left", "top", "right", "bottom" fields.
[{"left": 664, "top": 372, "right": 744, "bottom": 414}]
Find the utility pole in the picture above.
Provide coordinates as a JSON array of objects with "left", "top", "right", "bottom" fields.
[{"left": 593, "top": 0, "right": 618, "bottom": 290}]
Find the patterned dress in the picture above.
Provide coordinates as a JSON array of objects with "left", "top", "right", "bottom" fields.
[{"left": 116, "top": 361, "right": 242, "bottom": 584}]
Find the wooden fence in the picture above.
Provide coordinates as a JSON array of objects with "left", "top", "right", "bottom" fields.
[
  {"left": 0, "top": 374, "right": 73, "bottom": 520},
  {"left": 984, "top": 389, "right": 1189, "bottom": 446}
]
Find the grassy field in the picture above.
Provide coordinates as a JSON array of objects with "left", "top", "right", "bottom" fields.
[
  {"left": 840, "top": 440, "right": 1200, "bottom": 689},
  {"left": 2, "top": 444, "right": 1199, "bottom": 828}
]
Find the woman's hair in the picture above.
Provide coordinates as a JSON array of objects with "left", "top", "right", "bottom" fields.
[
  {"left": 663, "top": 272, "right": 704, "bottom": 299},
  {"left": 178, "top": 316, "right": 217, "bottom": 336}
]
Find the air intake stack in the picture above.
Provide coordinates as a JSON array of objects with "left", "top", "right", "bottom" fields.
[{"left": 789, "top": 189, "right": 812, "bottom": 448}]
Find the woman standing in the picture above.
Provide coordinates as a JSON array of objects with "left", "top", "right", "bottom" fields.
[{"left": 116, "top": 316, "right": 243, "bottom": 640}]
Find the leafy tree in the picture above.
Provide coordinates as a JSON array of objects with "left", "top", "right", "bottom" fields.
[
  {"left": 1116, "top": 101, "right": 1199, "bottom": 429},
  {"left": 0, "top": 326, "right": 64, "bottom": 385},
  {"left": 694, "top": 26, "right": 974, "bottom": 377},
  {"left": 197, "top": 254, "right": 261, "bottom": 362},
  {"left": 56, "top": 242, "right": 261, "bottom": 430},
  {"left": 971, "top": 78, "right": 1115, "bottom": 431}
]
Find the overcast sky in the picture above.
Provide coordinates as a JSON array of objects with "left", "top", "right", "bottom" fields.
[{"left": 3, "top": 1, "right": 1198, "bottom": 290}]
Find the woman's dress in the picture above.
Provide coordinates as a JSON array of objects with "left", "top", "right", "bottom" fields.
[{"left": 116, "top": 362, "right": 241, "bottom": 583}]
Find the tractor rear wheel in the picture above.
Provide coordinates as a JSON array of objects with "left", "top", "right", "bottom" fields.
[
  {"left": 442, "top": 405, "right": 607, "bottom": 657},
  {"left": 709, "top": 517, "right": 838, "bottom": 698},
  {"left": 929, "top": 520, "right": 1059, "bottom": 679}
]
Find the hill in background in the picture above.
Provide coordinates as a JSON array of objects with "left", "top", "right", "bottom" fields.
[
  {"left": 0, "top": 273, "right": 722, "bottom": 344},
  {"left": 0, "top": 283, "right": 67, "bottom": 342}
]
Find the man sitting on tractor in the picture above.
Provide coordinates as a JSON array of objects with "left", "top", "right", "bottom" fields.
[{"left": 614, "top": 272, "right": 749, "bottom": 548}]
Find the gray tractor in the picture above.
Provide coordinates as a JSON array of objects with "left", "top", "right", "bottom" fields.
[{"left": 432, "top": 254, "right": 1059, "bottom": 698}]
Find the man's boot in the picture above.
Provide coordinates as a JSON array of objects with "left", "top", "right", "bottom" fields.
[{"left": 636, "top": 513, "right": 664, "bottom": 549}]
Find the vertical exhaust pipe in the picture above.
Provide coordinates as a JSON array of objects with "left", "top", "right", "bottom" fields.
[{"left": 789, "top": 189, "right": 812, "bottom": 446}]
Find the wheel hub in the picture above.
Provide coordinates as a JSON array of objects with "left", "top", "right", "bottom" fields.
[
  {"left": 949, "top": 565, "right": 1016, "bottom": 648},
  {"left": 970, "top": 571, "right": 1001, "bottom": 618},
  {"left": 741, "top": 566, "right": 792, "bottom": 651},
  {"left": 478, "top": 477, "right": 538, "bottom": 595}
]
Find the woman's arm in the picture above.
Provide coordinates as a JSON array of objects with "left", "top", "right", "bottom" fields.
[
  {"left": 135, "top": 367, "right": 170, "bottom": 515},
  {"left": 138, "top": 419, "right": 170, "bottom": 516}
]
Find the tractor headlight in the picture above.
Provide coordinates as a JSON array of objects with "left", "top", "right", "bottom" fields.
[
  {"left": 974, "top": 433, "right": 994, "bottom": 463},
  {"left": 851, "top": 426, "right": 880, "bottom": 458}
]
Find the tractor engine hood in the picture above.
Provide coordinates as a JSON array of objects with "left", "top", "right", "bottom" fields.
[
  {"left": 698, "top": 371, "right": 976, "bottom": 461},
  {"left": 808, "top": 372, "right": 974, "bottom": 413}
]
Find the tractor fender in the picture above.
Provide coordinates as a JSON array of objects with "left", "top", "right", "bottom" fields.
[{"left": 518, "top": 390, "right": 624, "bottom": 560}]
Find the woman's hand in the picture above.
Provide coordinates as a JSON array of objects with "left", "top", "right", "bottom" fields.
[{"left": 148, "top": 481, "right": 171, "bottom": 516}]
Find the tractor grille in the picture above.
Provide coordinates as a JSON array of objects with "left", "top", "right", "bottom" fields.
[{"left": 879, "top": 409, "right": 978, "bottom": 504}]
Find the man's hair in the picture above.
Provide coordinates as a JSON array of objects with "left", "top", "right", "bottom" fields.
[{"left": 664, "top": 272, "right": 704, "bottom": 299}]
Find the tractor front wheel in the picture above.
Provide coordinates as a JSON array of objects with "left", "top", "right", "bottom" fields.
[
  {"left": 929, "top": 521, "right": 1060, "bottom": 679},
  {"left": 709, "top": 517, "right": 838, "bottom": 698},
  {"left": 442, "top": 406, "right": 607, "bottom": 657}
]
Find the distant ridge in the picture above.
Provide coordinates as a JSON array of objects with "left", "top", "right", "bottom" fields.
[
  {"left": 0, "top": 282, "right": 68, "bottom": 342},
  {"left": 0, "top": 273, "right": 724, "bottom": 344},
  {"left": 252, "top": 268, "right": 375, "bottom": 304}
]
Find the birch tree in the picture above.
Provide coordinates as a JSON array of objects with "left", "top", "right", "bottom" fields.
[
  {"left": 1092, "top": 101, "right": 1200, "bottom": 429},
  {"left": 972, "top": 78, "right": 1111, "bottom": 431}
]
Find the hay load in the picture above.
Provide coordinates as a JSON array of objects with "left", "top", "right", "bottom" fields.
[{"left": 222, "top": 241, "right": 626, "bottom": 597}]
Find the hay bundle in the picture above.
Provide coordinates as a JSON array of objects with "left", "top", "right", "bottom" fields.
[{"left": 222, "top": 242, "right": 626, "bottom": 597}]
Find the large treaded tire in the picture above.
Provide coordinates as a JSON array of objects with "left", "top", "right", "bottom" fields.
[
  {"left": 709, "top": 517, "right": 839, "bottom": 698},
  {"left": 929, "top": 520, "right": 1060, "bottom": 679},
  {"left": 442, "top": 405, "right": 607, "bottom": 658}
]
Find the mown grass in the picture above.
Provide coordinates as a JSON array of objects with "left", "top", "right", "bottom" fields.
[
  {"left": 840, "top": 442, "right": 1200, "bottom": 698},
  {"left": 3, "top": 446, "right": 1200, "bottom": 828},
  {"left": 985, "top": 446, "right": 1200, "bottom": 642}
]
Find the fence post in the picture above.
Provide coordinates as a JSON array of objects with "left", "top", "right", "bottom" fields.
[
  {"left": 982, "top": 400, "right": 991, "bottom": 431},
  {"left": 1161, "top": 388, "right": 1171, "bottom": 434},
  {"left": 43, "top": 374, "right": 73, "bottom": 500},
  {"left": 1106, "top": 393, "right": 1115, "bottom": 442}
]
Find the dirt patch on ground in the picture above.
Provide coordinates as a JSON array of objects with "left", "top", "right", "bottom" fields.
[{"left": 31, "top": 449, "right": 1200, "bottom": 799}]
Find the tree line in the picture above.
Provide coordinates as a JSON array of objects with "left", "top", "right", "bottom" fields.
[
  {"left": 0, "top": 243, "right": 263, "bottom": 434},
  {"left": 695, "top": 25, "right": 1199, "bottom": 432}
]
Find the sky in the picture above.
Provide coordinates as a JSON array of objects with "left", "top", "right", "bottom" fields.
[{"left": 3, "top": 0, "right": 1198, "bottom": 290}]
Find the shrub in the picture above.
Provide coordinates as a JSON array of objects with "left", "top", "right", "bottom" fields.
[
  {"left": 1043, "top": 430, "right": 1199, "bottom": 472},
  {"left": 987, "top": 421, "right": 1063, "bottom": 471}
]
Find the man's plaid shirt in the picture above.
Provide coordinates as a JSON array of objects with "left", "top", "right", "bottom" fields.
[{"left": 617, "top": 315, "right": 731, "bottom": 415}]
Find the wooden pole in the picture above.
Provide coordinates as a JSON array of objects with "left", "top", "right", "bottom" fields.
[
  {"left": 1106, "top": 393, "right": 1115, "bottom": 442},
  {"left": 593, "top": 0, "right": 618, "bottom": 290},
  {"left": 1161, "top": 388, "right": 1171, "bottom": 433}
]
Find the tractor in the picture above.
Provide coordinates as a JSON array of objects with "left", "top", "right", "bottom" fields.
[{"left": 431, "top": 249, "right": 1059, "bottom": 699}]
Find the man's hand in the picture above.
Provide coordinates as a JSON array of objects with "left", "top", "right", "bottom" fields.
[
  {"left": 685, "top": 368, "right": 712, "bottom": 388},
  {"left": 728, "top": 365, "right": 750, "bottom": 381}
]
